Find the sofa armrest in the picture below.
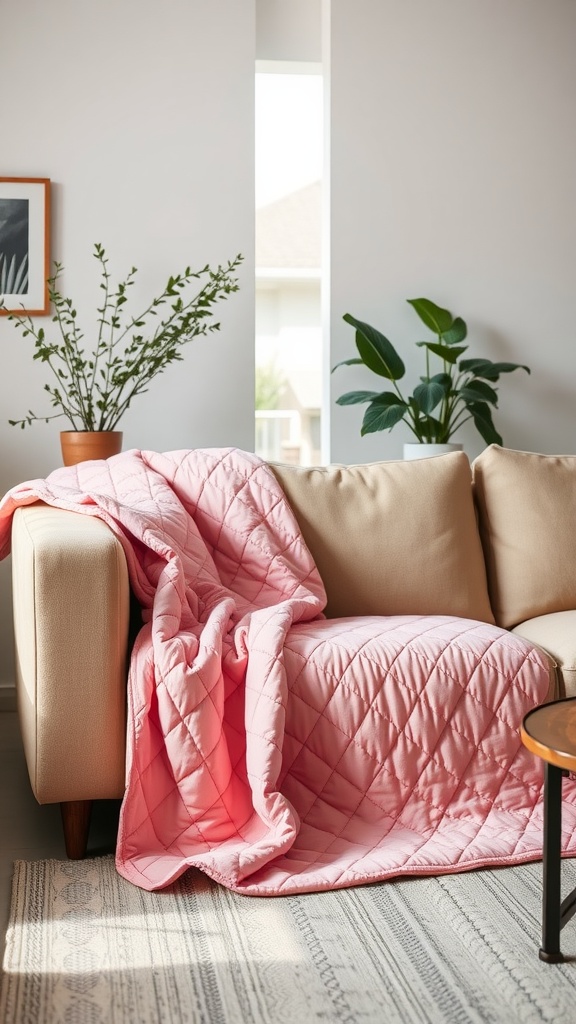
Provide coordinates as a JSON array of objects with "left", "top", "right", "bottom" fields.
[
  {"left": 513, "top": 611, "right": 576, "bottom": 701},
  {"left": 11, "top": 503, "right": 130, "bottom": 804}
]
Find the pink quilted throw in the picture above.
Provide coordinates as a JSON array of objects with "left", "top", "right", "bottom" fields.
[{"left": 2, "top": 446, "right": 576, "bottom": 895}]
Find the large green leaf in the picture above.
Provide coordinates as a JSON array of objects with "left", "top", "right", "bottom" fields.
[
  {"left": 459, "top": 358, "right": 531, "bottom": 380},
  {"left": 361, "top": 396, "right": 408, "bottom": 434},
  {"left": 417, "top": 341, "right": 467, "bottom": 365},
  {"left": 459, "top": 379, "right": 498, "bottom": 405},
  {"left": 412, "top": 380, "right": 445, "bottom": 414},
  {"left": 428, "top": 372, "right": 452, "bottom": 389},
  {"left": 407, "top": 298, "right": 453, "bottom": 336},
  {"left": 331, "top": 357, "right": 364, "bottom": 372},
  {"left": 441, "top": 316, "right": 467, "bottom": 345},
  {"left": 343, "top": 313, "right": 405, "bottom": 381},
  {"left": 336, "top": 390, "right": 382, "bottom": 405},
  {"left": 460, "top": 358, "right": 504, "bottom": 380},
  {"left": 466, "top": 401, "right": 503, "bottom": 445}
]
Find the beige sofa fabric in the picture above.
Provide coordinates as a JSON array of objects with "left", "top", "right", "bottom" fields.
[
  {"left": 12, "top": 504, "right": 130, "bottom": 803},
  {"left": 473, "top": 445, "right": 576, "bottom": 629},
  {"left": 270, "top": 452, "right": 495, "bottom": 622},
  {"left": 513, "top": 610, "right": 576, "bottom": 699}
]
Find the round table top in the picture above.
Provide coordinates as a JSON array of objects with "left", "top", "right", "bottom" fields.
[{"left": 521, "top": 697, "right": 576, "bottom": 771}]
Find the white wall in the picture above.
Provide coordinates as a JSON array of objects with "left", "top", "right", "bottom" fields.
[
  {"left": 256, "top": 0, "right": 321, "bottom": 61},
  {"left": 2, "top": 0, "right": 576, "bottom": 684},
  {"left": 0, "top": 0, "right": 256, "bottom": 685},
  {"left": 327, "top": 0, "right": 576, "bottom": 464}
]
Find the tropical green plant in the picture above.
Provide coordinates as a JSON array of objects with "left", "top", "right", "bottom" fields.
[
  {"left": 333, "top": 298, "right": 530, "bottom": 446},
  {"left": 0, "top": 251, "right": 28, "bottom": 295},
  {"left": 2, "top": 243, "right": 243, "bottom": 431}
]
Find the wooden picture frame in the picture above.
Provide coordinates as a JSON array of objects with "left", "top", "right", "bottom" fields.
[{"left": 0, "top": 177, "right": 51, "bottom": 315}]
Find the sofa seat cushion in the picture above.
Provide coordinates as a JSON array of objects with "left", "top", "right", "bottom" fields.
[
  {"left": 473, "top": 445, "right": 576, "bottom": 629},
  {"left": 270, "top": 452, "right": 494, "bottom": 622},
  {"left": 513, "top": 610, "right": 576, "bottom": 699}
]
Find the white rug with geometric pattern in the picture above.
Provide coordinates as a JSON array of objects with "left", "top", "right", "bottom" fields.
[{"left": 2, "top": 856, "right": 576, "bottom": 1023}]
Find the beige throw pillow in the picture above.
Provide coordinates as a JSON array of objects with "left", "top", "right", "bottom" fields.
[
  {"left": 472, "top": 445, "right": 576, "bottom": 628},
  {"left": 270, "top": 452, "right": 494, "bottom": 623}
]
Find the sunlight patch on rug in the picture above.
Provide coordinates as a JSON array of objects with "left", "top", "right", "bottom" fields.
[{"left": 3, "top": 856, "right": 576, "bottom": 1023}]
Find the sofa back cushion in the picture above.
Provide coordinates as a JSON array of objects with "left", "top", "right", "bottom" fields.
[
  {"left": 270, "top": 451, "right": 494, "bottom": 622},
  {"left": 473, "top": 445, "right": 576, "bottom": 628}
]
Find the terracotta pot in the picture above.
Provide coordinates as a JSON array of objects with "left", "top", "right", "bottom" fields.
[{"left": 60, "top": 431, "right": 123, "bottom": 467}]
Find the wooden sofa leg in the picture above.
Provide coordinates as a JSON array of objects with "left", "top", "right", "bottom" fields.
[{"left": 60, "top": 800, "right": 93, "bottom": 859}]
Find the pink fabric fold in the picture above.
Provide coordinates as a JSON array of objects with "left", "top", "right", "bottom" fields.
[{"left": 2, "top": 445, "right": 576, "bottom": 895}]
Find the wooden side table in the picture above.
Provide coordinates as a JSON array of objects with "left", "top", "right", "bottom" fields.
[{"left": 521, "top": 697, "right": 576, "bottom": 962}]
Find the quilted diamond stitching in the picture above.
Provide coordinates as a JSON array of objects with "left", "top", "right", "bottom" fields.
[{"left": 2, "top": 446, "right": 576, "bottom": 896}]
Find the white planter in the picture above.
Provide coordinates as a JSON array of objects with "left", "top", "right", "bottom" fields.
[{"left": 403, "top": 442, "right": 463, "bottom": 461}]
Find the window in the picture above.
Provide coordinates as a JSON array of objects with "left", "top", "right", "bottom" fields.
[{"left": 255, "top": 68, "right": 323, "bottom": 466}]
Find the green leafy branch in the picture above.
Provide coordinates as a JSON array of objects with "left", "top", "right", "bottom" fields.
[{"left": 3, "top": 244, "right": 243, "bottom": 431}]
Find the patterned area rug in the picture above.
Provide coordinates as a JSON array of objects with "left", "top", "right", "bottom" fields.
[{"left": 2, "top": 857, "right": 576, "bottom": 1024}]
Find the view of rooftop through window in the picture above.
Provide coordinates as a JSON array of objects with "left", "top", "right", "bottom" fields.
[{"left": 255, "top": 69, "right": 323, "bottom": 466}]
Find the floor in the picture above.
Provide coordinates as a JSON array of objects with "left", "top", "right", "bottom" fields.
[{"left": 0, "top": 708, "right": 120, "bottom": 963}]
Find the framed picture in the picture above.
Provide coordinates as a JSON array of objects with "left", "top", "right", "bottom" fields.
[{"left": 0, "top": 177, "right": 51, "bottom": 315}]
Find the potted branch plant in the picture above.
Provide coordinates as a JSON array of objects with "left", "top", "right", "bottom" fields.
[
  {"left": 333, "top": 297, "right": 530, "bottom": 458},
  {"left": 2, "top": 243, "right": 243, "bottom": 464}
]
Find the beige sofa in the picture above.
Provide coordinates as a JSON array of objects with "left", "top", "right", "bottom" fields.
[{"left": 9, "top": 444, "right": 576, "bottom": 858}]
